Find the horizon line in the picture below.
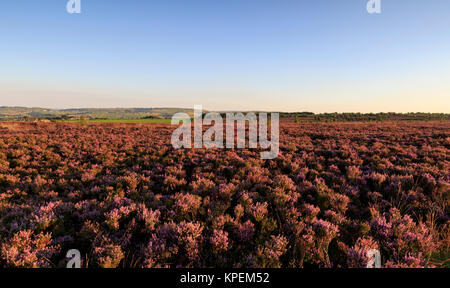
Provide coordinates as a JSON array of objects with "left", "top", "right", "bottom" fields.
[{"left": 1, "top": 106, "right": 449, "bottom": 115}]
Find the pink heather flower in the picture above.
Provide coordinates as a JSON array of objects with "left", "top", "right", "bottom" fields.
[
  {"left": 250, "top": 202, "right": 268, "bottom": 222},
  {"left": 347, "top": 166, "right": 361, "bottom": 180},
  {"left": 104, "top": 204, "right": 135, "bottom": 231},
  {"left": 347, "top": 237, "right": 380, "bottom": 268},
  {"left": 329, "top": 193, "right": 350, "bottom": 214},
  {"left": 1, "top": 230, "right": 59, "bottom": 268},
  {"left": 257, "top": 235, "right": 288, "bottom": 268},
  {"left": 210, "top": 229, "right": 229, "bottom": 253},
  {"left": 137, "top": 204, "right": 160, "bottom": 231},
  {"left": 324, "top": 210, "right": 346, "bottom": 225},
  {"left": 163, "top": 174, "right": 187, "bottom": 192},
  {"left": 329, "top": 164, "right": 341, "bottom": 174},
  {"left": 385, "top": 253, "right": 426, "bottom": 268},
  {"left": 218, "top": 183, "right": 236, "bottom": 199},
  {"left": 368, "top": 172, "right": 387, "bottom": 186},
  {"left": 371, "top": 216, "right": 393, "bottom": 240},
  {"left": 173, "top": 192, "right": 202, "bottom": 216},
  {"left": 234, "top": 204, "right": 244, "bottom": 220},
  {"left": 273, "top": 175, "right": 296, "bottom": 192},
  {"left": 236, "top": 220, "right": 255, "bottom": 242},
  {"left": 313, "top": 219, "right": 339, "bottom": 239},
  {"left": 191, "top": 177, "right": 215, "bottom": 195},
  {"left": 176, "top": 221, "right": 204, "bottom": 262},
  {"left": 93, "top": 237, "right": 124, "bottom": 268},
  {"left": 32, "top": 201, "right": 62, "bottom": 230},
  {"left": 303, "top": 204, "right": 321, "bottom": 220},
  {"left": 212, "top": 214, "right": 234, "bottom": 230}
]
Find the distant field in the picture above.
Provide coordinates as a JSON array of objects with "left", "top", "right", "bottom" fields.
[
  {"left": 62, "top": 118, "right": 173, "bottom": 124},
  {"left": 0, "top": 107, "right": 195, "bottom": 120},
  {"left": 1, "top": 107, "right": 449, "bottom": 122}
]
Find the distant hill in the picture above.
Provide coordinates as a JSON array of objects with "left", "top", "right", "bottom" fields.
[
  {"left": 0, "top": 107, "right": 195, "bottom": 120},
  {"left": 0, "top": 107, "right": 448, "bottom": 122}
]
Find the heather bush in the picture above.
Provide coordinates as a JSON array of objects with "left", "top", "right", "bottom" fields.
[
  {"left": 1, "top": 230, "right": 60, "bottom": 268},
  {"left": 0, "top": 121, "right": 448, "bottom": 268}
]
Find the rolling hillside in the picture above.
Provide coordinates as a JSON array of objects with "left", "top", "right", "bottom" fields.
[{"left": 0, "top": 107, "right": 195, "bottom": 120}]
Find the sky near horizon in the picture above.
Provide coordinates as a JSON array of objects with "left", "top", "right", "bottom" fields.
[{"left": 0, "top": 0, "right": 449, "bottom": 113}]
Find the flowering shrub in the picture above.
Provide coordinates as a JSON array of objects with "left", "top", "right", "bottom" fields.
[
  {"left": 347, "top": 236, "right": 379, "bottom": 268},
  {"left": 1, "top": 230, "right": 59, "bottom": 268},
  {"left": 0, "top": 121, "right": 448, "bottom": 268}
]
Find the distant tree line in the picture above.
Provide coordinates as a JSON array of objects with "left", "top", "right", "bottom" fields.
[
  {"left": 282, "top": 112, "right": 450, "bottom": 122},
  {"left": 0, "top": 111, "right": 448, "bottom": 122}
]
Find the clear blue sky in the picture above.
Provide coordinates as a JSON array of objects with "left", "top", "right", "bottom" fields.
[{"left": 0, "top": 0, "right": 449, "bottom": 112}]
